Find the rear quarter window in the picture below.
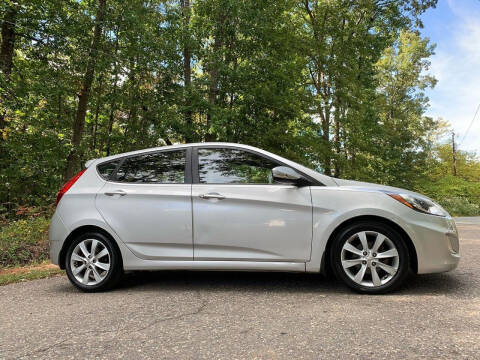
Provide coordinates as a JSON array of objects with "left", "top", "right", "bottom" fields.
[{"left": 97, "top": 160, "right": 120, "bottom": 180}]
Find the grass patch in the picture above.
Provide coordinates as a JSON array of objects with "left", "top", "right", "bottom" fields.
[
  {"left": 0, "top": 214, "right": 62, "bottom": 285},
  {"left": 0, "top": 263, "right": 63, "bottom": 286},
  {"left": 0, "top": 216, "right": 50, "bottom": 267}
]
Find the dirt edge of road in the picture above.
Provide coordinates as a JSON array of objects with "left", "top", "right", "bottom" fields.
[{"left": 0, "top": 263, "right": 63, "bottom": 286}]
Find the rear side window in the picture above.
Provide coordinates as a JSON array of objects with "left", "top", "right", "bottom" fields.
[
  {"left": 115, "top": 150, "right": 186, "bottom": 184},
  {"left": 97, "top": 160, "right": 120, "bottom": 180},
  {"left": 197, "top": 148, "right": 279, "bottom": 184}
]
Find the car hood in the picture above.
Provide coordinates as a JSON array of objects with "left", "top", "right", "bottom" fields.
[{"left": 331, "top": 178, "right": 421, "bottom": 197}]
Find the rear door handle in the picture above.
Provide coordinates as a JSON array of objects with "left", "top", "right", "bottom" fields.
[
  {"left": 105, "top": 190, "right": 127, "bottom": 196},
  {"left": 199, "top": 192, "right": 226, "bottom": 200}
]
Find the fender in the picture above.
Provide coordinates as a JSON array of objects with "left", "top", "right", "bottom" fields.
[
  {"left": 61, "top": 217, "right": 140, "bottom": 270},
  {"left": 306, "top": 188, "right": 418, "bottom": 273}
]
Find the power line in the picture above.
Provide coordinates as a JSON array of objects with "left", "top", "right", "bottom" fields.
[
  {"left": 459, "top": 102, "right": 480, "bottom": 147},
  {"left": 452, "top": 131, "right": 457, "bottom": 176}
]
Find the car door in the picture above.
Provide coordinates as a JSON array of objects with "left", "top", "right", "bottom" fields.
[
  {"left": 95, "top": 148, "right": 193, "bottom": 260},
  {"left": 192, "top": 146, "right": 313, "bottom": 262}
]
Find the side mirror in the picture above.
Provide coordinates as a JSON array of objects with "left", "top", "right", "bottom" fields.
[{"left": 272, "top": 166, "right": 307, "bottom": 185}]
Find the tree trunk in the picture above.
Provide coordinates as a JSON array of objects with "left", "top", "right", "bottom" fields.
[
  {"left": 321, "top": 103, "right": 331, "bottom": 176},
  {"left": 205, "top": 14, "right": 225, "bottom": 142},
  {"left": 120, "top": 56, "right": 139, "bottom": 152},
  {"left": 92, "top": 74, "right": 103, "bottom": 152},
  {"left": 333, "top": 91, "right": 342, "bottom": 178},
  {"left": 0, "top": 7, "right": 16, "bottom": 76},
  {"left": 206, "top": 50, "right": 218, "bottom": 142},
  {"left": 64, "top": 0, "right": 107, "bottom": 180},
  {"left": 181, "top": 0, "right": 193, "bottom": 142},
  {"left": 105, "top": 29, "right": 120, "bottom": 156},
  {"left": 0, "top": 6, "right": 17, "bottom": 138},
  {"left": 333, "top": 108, "right": 341, "bottom": 177}
]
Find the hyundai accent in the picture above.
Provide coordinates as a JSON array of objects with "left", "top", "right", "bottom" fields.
[{"left": 49, "top": 143, "right": 459, "bottom": 293}]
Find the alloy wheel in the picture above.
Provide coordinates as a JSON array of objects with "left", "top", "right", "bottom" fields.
[
  {"left": 340, "top": 231, "right": 400, "bottom": 287},
  {"left": 70, "top": 239, "right": 111, "bottom": 286}
]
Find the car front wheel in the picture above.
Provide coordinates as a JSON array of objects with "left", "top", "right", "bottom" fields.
[
  {"left": 65, "top": 232, "right": 122, "bottom": 292},
  {"left": 331, "top": 221, "right": 410, "bottom": 294}
]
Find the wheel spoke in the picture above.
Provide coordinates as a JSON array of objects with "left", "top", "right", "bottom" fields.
[
  {"left": 358, "top": 232, "right": 368, "bottom": 251},
  {"left": 342, "top": 259, "right": 363, "bottom": 269},
  {"left": 376, "top": 248, "right": 398, "bottom": 259},
  {"left": 82, "top": 268, "right": 91, "bottom": 284},
  {"left": 372, "top": 234, "right": 386, "bottom": 253},
  {"left": 79, "top": 242, "right": 90, "bottom": 258},
  {"left": 91, "top": 240, "right": 98, "bottom": 256},
  {"left": 354, "top": 264, "right": 367, "bottom": 283},
  {"left": 91, "top": 267, "right": 102, "bottom": 282},
  {"left": 377, "top": 262, "right": 397, "bottom": 275},
  {"left": 343, "top": 243, "right": 363, "bottom": 256},
  {"left": 73, "top": 264, "right": 86, "bottom": 276},
  {"left": 371, "top": 266, "right": 382, "bottom": 286},
  {"left": 94, "top": 261, "right": 110, "bottom": 271},
  {"left": 71, "top": 252, "right": 86, "bottom": 263},
  {"left": 95, "top": 248, "right": 108, "bottom": 260}
]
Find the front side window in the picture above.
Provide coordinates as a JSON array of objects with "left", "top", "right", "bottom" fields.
[
  {"left": 115, "top": 150, "right": 186, "bottom": 183},
  {"left": 197, "top": 148, "right": 279, "bottom": 184}
]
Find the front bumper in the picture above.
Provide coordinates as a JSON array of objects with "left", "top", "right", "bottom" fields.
[
  {"left": 409, "top": 215, "right": 460, "bottom": 274},
  {"left": 48, "top": 211, "right": 69, "bottom": 266}
]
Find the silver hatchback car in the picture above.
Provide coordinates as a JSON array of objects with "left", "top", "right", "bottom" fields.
[{"left": 49, "top": 143, "right": 459, "bottom": 293}]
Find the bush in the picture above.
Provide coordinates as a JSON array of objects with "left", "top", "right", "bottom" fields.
[
  {"left": 415, "top": 175, "right": 480, "bottom": 217},
  {"left": 0, "top": 216, "right": 50, "bottom": 268},
  {"left": 436, "top": 197, "right": 480, "bottom": 217}
]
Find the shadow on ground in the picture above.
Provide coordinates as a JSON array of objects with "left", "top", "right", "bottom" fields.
[{"left": 52, "top": 269, "right": 469, "bottom": 297}]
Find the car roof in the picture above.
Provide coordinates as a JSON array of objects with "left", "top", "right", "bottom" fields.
[
  {"left": 87, "top": 142, "right": 267, "bottom": 165},
  {"left": 86, "top": 142, "right": 338, "bottom": 186}
]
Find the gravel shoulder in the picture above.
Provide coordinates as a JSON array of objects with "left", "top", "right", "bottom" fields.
[{"left": 0, "top": 223, "right": 479, "bottom": 360}]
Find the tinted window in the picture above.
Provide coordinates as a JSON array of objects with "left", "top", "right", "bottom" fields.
[
  {"left": 115, "top": 150, "right": 186, "bottom": 183},
  {"left": 198, "top": 148, "right": 279, "bottom": 184},
  {"left": 97, "top": 160, "right": 120, "bottom": 180}
]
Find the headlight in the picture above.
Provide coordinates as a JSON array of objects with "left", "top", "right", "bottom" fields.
[{"left": 385, "top": 192, "right": 449, "bottom": 217}]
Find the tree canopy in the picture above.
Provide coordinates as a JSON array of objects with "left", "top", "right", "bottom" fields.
[{"left": 0, "top": 0, "right": 478, "bottom": 217}]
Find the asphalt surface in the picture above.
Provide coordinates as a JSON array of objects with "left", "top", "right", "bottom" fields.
[{"left": 1, "top": 221, "right": 479, "bottom": 360}]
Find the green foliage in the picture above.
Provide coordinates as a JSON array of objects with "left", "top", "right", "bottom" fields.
[
  {"left": 0, "top": 0, "right": 478, "bottom": 218},
  {"left": 417, "top": 175, "right": 480, "bottom": 216},
  {"left": 416, "top": 143, "right": 480, "bottom": 216},
  {"left": 0, "top": 216, "right": 50, "bottom": 267}
]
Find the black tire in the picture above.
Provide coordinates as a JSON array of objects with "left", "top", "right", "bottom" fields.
[
  {"left": 330, "top": 221, "right": 410, "bottom": 294},
  {"left": 65, "top": 231, "right": 123, "bottom": 292}
]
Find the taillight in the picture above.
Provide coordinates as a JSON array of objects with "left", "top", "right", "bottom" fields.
[{"left": 56, "top": 169, "right": 87, "bottom": 206}]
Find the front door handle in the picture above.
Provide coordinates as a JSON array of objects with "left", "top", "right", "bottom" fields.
[
  {"left": 105, "top": 190, "right": 127, "bottom": 196},
  {"left": 199, "top": 192, "right": 226, "bottom": 200}
]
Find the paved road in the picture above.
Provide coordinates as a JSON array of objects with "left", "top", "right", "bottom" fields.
[
  {"left": 454, "top": 216, "right": 480, "bottom": 225},
  {"left": 1, "top": 222, "right": 479, "bottom": 360}
]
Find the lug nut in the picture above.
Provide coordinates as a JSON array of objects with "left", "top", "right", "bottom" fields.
[
  {"left": 362, "top": 260, "right": 367, "bottom": 265},
  {"left": 372, "top": 253, "right": 377, "bottom": 257},
  {"left": 372, "top": 262, "right": 376, "bottom": 266},
  {"left": 363, "top": 251, "right": 368, "bottom": 256}
]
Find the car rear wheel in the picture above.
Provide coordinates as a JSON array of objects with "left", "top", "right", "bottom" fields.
[
  {"left": 331, "top": 221, "right": 410, "bottom": 294},
  {"left": 65, "top": 232, "right": 122, "bottom": 292}
]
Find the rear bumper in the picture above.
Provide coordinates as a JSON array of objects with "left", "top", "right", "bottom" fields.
[
  {"left": 409, "top": 216, "right": 460, "bottom": 274},
  {"left": 48, "top": 212, "right": 69, "bottom": 266}
]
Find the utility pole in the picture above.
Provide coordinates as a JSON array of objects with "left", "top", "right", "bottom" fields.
[{"left": 452, "top": 131, "right": 457, "bottom": 176}]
